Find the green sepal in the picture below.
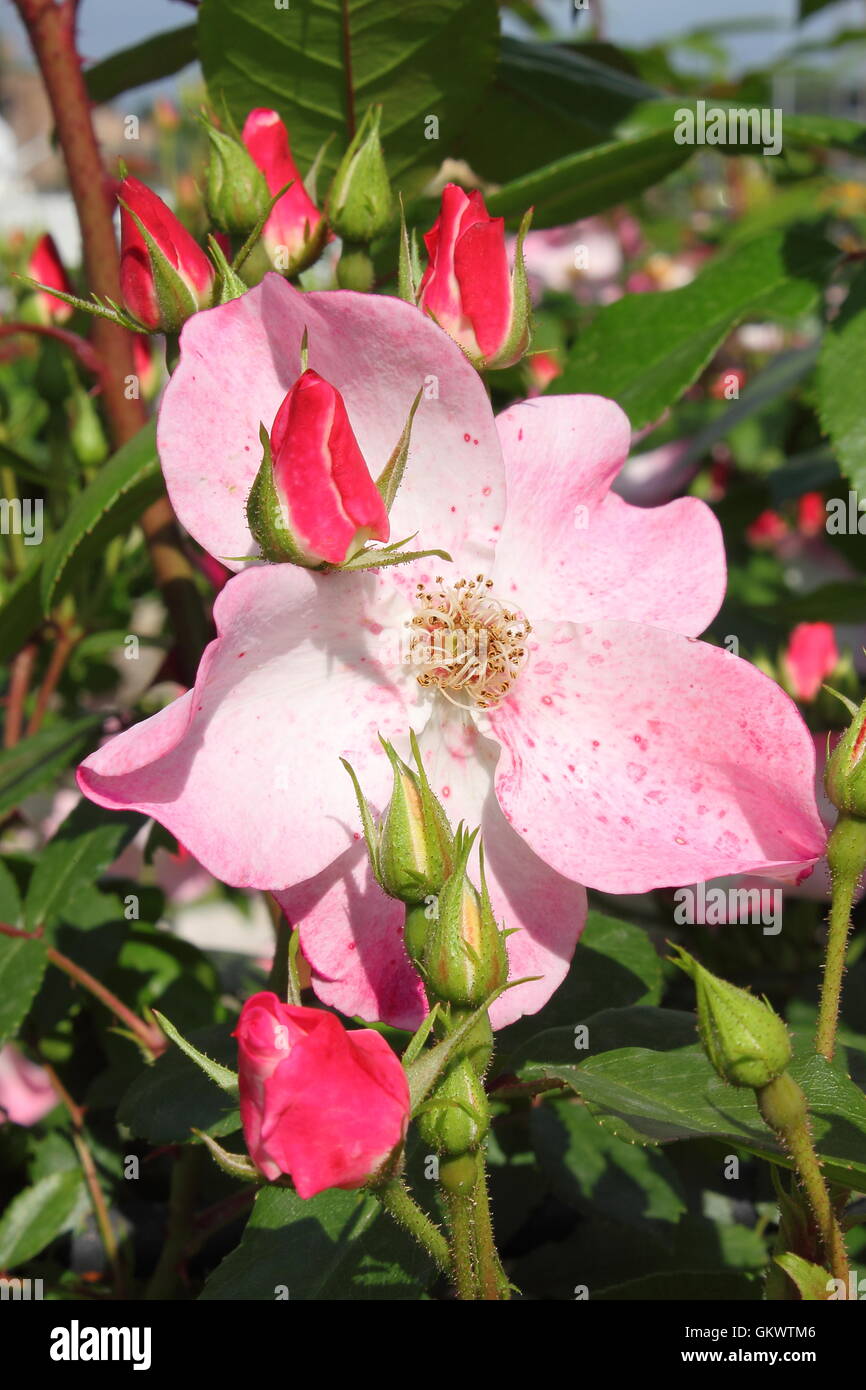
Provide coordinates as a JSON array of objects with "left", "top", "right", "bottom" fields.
[
  {"left": 340, "top": 755, "right": 382, "bottom": 882},
  {"left": 403, "top": 984, "right": 507, "bottom": 1113},
  {"left": 490, "top": 205, "right": 533, "bottom": 370},
  {"left": 245, "top": 423, "right": 320, "bottom": 566},
  {"left": 208, "top": 235, "right": 249, "bottom": 305},
  {"left": 152, "top": 1009, "right": 239, "bottom": 1097},
  {"left": 397, "top": 194, "right": 420, "bottom": 303},
  {"left": 16, "top": 275, "right": 142, "bottom": 331},
  {"left": 119, "top": 199, "right": 208, "bottom": 333},
  {"left": 375, "top": 388, "right": 422, "bottom": 511},
  {"left": 304, "top": 134, "right": 335, "bottom": 205},
  {"left": 773, "top": 1252, "right": 833, "bottom": 1301},
  {"left": 192, "top": 1128, "right": 261, "bottom": 1182}
]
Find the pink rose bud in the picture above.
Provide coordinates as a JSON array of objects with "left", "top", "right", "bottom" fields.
[
  {"left": 28, "top": 233, "right": 73, "bottom": 323},
  {"left": 247, "top": 368, "right": 390, "bottom": 566},
  {"left": 234, "top": 992, "right": 410, "bottom": 1197},
  {"left": 417, "top": 183, "right": 531, "bottom": 370},
  {"left": 118, "top": 175, "right": 215, "bottom": 332},
  {"left": 242, "top": 109, "right": 328, "bottom": 276}
]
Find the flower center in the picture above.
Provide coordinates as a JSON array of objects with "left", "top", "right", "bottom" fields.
[{"left": 407, "top": 575, "right": 531, "bottom": 710}]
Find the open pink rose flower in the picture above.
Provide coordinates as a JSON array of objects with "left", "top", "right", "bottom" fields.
[{"left": 78, "top": 276, "right": 826, "bottom": 1031}]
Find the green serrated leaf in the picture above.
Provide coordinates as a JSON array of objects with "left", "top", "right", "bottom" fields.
[
  {"left": 39, "top": 421, "right": 162, "bottom": 614},
  {"left": 0, "top": 1171, "right": 84, "bottom": 1268},
  {"left": 556, "top": 227, "right": 836, "bottom": 430},
  {"left": 83, "top": 24, "right": 198, "bottom": 104},
  {"left": 24, "top": 799, "right": 144, "bottom": 933},
  {"left": 118, "top": 1024, "right": 240, "bottom": 1144},
  {"left": 0, "top": 717, "right": 101, "bottom": 821},
  {"left": 198, "top": 0, "right": 500, "bottom": 195},
  {"left": 152, "top": 1009, "right": 239, "bottom": 1096},
  {"left": 0, "top": 933, "right": 49, "bottom": 1048},
  {"left": 817, "top": 260, "right": 866, "bottom": 493},
  {"left": 199, "top": 1185, "right": 432, "bottom": 1300}
]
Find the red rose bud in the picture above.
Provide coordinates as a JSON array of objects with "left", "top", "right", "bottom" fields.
[
  {"left": 423, "top": 826, "right": 509, "bottom": 1010},
  {"left": 417, "top": 184, "right": 531, "bottom": 370},
  {"left": 247, "top": 368, "right": 389, "bottom": 566},
  {"left": 242, "top": 109, "right": 328, "bottom": 275},
  {"left": 234, "top": 992, "right": 410, "bottom": 1197},
  {"left": 28, "top": 233, "right": 73, "bottom": 323},
  {"left": 118, "top": 176, "right": 215, "bottom": 332}
]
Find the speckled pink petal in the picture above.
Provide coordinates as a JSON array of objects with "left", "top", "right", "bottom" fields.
[
  {"left": 487, "top": 618, "right": 827, "bottom": 894},
  {"left": 157, "top": 276, "right": 505, "bottom": 571},
  {"left": 492, "top": 396, "right": 725, "bottom": 633},
  {"left": 78, "top": 565, "right": 420, "bottom": 889},
  {"left": 278, "top": 702, "right": 587, "bottom": 1030}
]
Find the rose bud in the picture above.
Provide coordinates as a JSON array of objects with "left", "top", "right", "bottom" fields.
[
  {"left": 203, "top": 123, "right": 271, "bottom": 237},
  {"left": 242, "top": 108, "right": 328, "bottom": 275},
  {"left": 118, "top": 175, "right": 216, "bottom": 332},
  {"left": 28, "top": 233, "right": 73, "bottom": 323},
  {"left": 246, "top": 367, "right": 389, "bottom": 566},
  {"left": 670, "top": 946, "right": 792, "bottom": 1089},
  {"left": 825, "top": 694, "right": 866, "bottom": 819},
  {"left": 328, "top": 104, "right": 392, "bottom": 245},
  {"left": 234, "top": 992, "right": 410, "bottom": 1197},
  {"left": 417, "top": 183, "right": 531, "bottom": 370},
  {"left": 423, "top": 826, "right": 509, "bottom": 1011},
  {"left": 416, "top": 1055, "right": 488, "bottom": 1157}
]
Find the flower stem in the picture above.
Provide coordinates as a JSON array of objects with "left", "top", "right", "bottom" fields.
[
  {"left": 45, "top": 1064, "right": 127, "bottom": 1298},
  {"left": 4, "top": 643, "right": 37, "bottom": 748},
  {"left": 375, "top": 1179, "right": 450, "bottom": 1273},
  {"left": 472, "top": 1154, "right": 510, "bottom": 1300},
  {"left": 440, "top": 1153, "right": 481, "bottom": 1299},
  {"left": 445, "top": 1190, "right": 479, "bottom": 1299},
  {"left": 758, "top": 1072, "right": 850, "bottom": 1286},
  {"left": 145, "top": 1146, "right": 204, "bottom": 1300},
  {"left": 816, "top": 816, "right": 866, "bottom": 1062},
  {"left": 0, "top": 924, "right": 165, "bottom": 1057},
  {"left": 12, "top": 0, "right": 208, "bottom": 685}
]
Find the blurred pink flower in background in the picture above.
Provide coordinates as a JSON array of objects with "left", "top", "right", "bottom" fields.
[
  {"left": 0, "top": 1045, "right": 56, "bottom": 1126},
  {"left": 782, "top": 622, "right": 839, "bottom": 702}
]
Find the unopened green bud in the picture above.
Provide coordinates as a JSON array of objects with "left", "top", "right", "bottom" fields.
[
  {"left": 342, "top": 732, "right": 455, "bottom": 926},
  {"left": 415, "top": 1057, "right": 488, "bottom": 1156},
  {"left": 328, "top": 105, "right": 392, "bottom": 243},
  {"left": 825, "top": 698, "right": 866, "bottom": 818},
  {"left": 377, "top": 738, "right": 454, "bottom": 903},
  {"left": 204, "top": 125, "right": 271, "bottom": 237},
  {"left": 423, "top": 829, "right": 509, "bottom": 1010},
  {"left": 671, "top": 946, "right": 792, "bottom": 1089}
]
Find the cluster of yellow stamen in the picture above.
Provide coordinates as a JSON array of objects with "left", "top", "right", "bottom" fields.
[{"left": 407, "top": 574, "right": 531, "bottom": 710}]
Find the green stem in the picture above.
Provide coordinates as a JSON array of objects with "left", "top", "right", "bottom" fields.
[
  {"left": 445, "top": 1190, "right": 479, "bottom": 1300},
  {"left": 375, "top": 1179, "right": 450, "bottom": 1273},
  {"left": 0, "top": 465, "right": 26, "bottom": 572},
  {"left": 144, "top": 1146, "right": 204, "bottom": 1300},
  {"left": 816, "top": 816, "right": 866, "bottom": 1061},
  {"left": 472, "top": 1154, "right": 509, "bottom": 1300},
  {"left": 758, "top": 1072, "right": 849, "bottom": 1285}
]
